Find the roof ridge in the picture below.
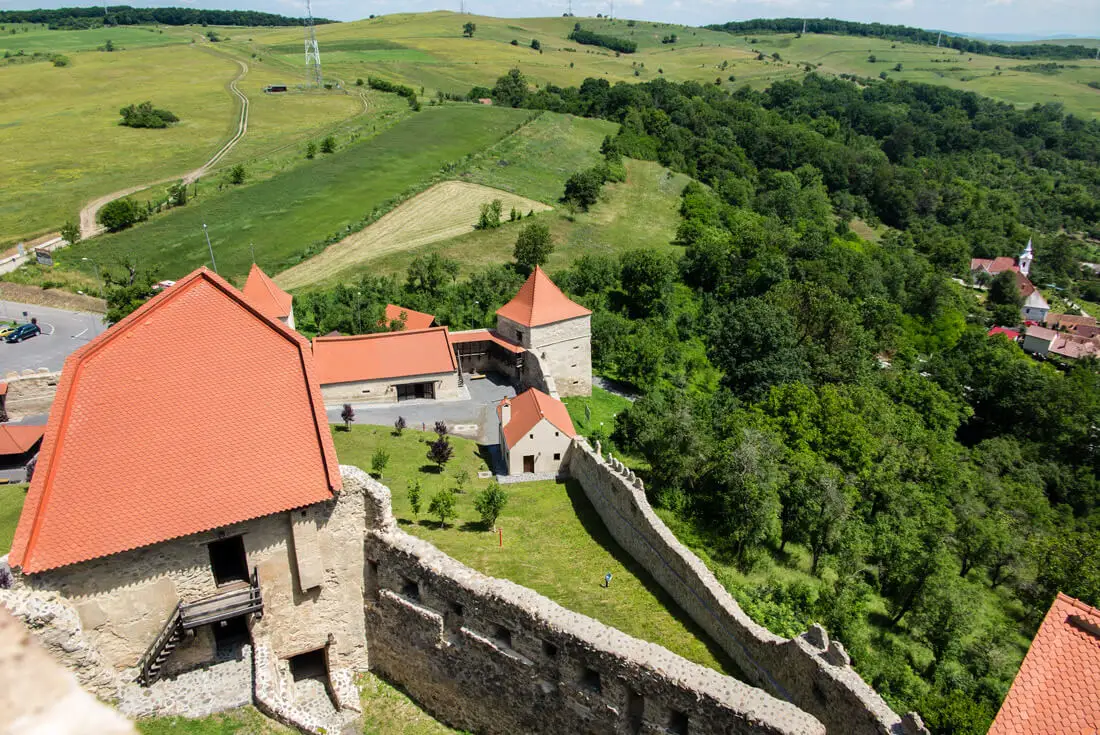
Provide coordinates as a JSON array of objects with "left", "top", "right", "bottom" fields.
[{"left": 314, "top": 325, "right": 448, "bottom": 342}]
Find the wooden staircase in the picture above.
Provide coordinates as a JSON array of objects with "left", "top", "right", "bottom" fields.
[{"left": 137, "top": 568, "right": 263, "bottom": 686}]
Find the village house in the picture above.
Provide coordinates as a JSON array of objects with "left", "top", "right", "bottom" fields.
[
  {"left": 6, "top": 267, "right": 365, "bottom": 709},
  {"left": 311, "top": 327, "right": 463, "bottom": 404},
  {"left": 1020, "top": 324, "right": 1100, "bottom": 360},
  {"left": 498, "top": 387, "right": 576, "bottom": 475},
  {"left": 971, "top": 240, "right": 1049, "bottom": 323},
  {"left": 382, "top": 303, "right": 435, "bottom": 331},
  {"left": 242, "top": 264, "right": 295, "bottom": 329},
  {"left": 988, "top": 593, "right": 1100, "bottom": 735}
]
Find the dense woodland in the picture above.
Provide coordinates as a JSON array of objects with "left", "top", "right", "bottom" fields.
[
  {"left": 0, "top": 7, "right": 332, "bottom": 28},
  {"left": 708, "top": 18, "right": 1100, "bottom": 60}
]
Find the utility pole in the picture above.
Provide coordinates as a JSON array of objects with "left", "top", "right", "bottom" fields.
[
  {"left": 567, "top": 0, "right": 573, "bottom": 16},
  {"left": 802, "top": 19, "right": 807, "bottom": 34},
  {"left": 202, "top": 223, "right": 218, "bottom": 274},
  {"left": 936, "top": 32, "right": 942, "bottom": 48},
  {"left": 303, "top": 0, "right": 323, "bottom": 88}
]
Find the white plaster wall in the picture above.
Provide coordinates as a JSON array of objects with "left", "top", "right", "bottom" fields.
[
  {"left": 1021, "top": 334, "right": 1051, "bottom": 356},
  {"left": 504, "top": 418, "right": 572, "bottom": 475},
  {"left": 320, "top": 371, "right": 461, "bottom": 404}
]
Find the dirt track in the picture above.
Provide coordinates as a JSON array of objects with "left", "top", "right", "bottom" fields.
[{"left": 276, "top": 181, "right": 552, "bottom": 290}]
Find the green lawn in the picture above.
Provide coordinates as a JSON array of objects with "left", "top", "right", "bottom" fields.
[
  {"left": 0, "top": 483, "right": 26, "bottom": 554},
  {"left": 0, "top": 24, "right": 192, "bottom": 53},
  {"left": 332, "top": 425, "right": 737, "bottom": 677},
  {"left": 56, "top": 104, "right": 534, "bottom": 284},
  {"left": 563, "top": 386, "right": 632, "bottom": 437}
]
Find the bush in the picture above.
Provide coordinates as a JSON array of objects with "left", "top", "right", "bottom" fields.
[
  {"left": 394, "top": 416, "right": 406, "bottom": 435},
  {"left": 371, "top": 447, "right": 389, "bottom": 478},
  {"left": 60, "top": 221, "right": 80, "bottom": 245},
  {"left": 514, "top": 221, "right": 553, "bottom": 272},
  {"left": 97, "top": 197, "right": 141, "bottom": 232},
  {"left": 51, "top": 53, "right": 70, "bottom": 66},
  {"left": 474, "top": 482, "right": 509, "bottom": 527},
  {"left": 320, "top": 135, "right": 336, "bottom": 154},
  {"left": 476, "top": 199, "right": 504, "bottom": 230},
  {"left": 228, "top": 163, "right": 246, "bottom": 185},
  {"left": 563, "top": 167, "right": 606, "bottom": 211},
  {"left": 305, "top": 141, "right": 317, "bottom": 159},
  {"left": 119, "top": 101, "right": 179, "bottom": 128},
  {"left": 427, "top": 436, "right": 453, "bottom": 470},
  {"left": 569, "top": 27, "right": 637, "bottom": 53},
  {"left": 531, "top": 38, "right": 541, "bottom": 51},
  {"left": 428, "top": 488, "right": 457, "bottom": 527},
  {"left": 408, "top": 480, "right": 422, "bottom": 518}
]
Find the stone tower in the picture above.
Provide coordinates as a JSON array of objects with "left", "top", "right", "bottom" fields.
[
  {"left": 1018, "top": 238, "right": 1034, "bottom": 278},
  {"left": 496, "top": 266, "right": 592, "bottom": 397}
]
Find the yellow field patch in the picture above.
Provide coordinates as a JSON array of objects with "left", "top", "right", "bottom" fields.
[{"left": 276, "top": 181, "right": 551, "bottom": 289}]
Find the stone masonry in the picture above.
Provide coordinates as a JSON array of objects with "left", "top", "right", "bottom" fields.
[
  {"left": 498, "top": 314, "right": 591, "bottom": 397},
  {"left": 1, "top": 370, "right": 60, "bottom": 420}
]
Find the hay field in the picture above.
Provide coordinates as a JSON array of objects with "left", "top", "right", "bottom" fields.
[{"left": 277, "top": 181, "right": 551, "bottom": 289}]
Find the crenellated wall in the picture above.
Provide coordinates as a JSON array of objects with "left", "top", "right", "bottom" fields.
[
  {"left": 565, "top": 439, "right": 929, "bottom": 735},
  {"left": 349, "top": 466, "right": 825, "bottom": 735}
]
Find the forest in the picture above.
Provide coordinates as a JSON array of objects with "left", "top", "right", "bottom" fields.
[
  {"left": 708, "top": 18, "right": 1100, "bottom": 60},
  {"left": 0, "top": 6, "right": 333, "bottom": 28},
  {"left": 277, "top": 70, "right": 1100, "bottom": 733}
]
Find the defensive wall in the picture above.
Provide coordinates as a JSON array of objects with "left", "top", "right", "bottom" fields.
[
  {"left": 1, "top": 370, "right": 60, "bottom": 420},
  {"left": 565, "top": 439, "right": 928, "bottom": 735},
  {"left": 351, "top": 466, "right": 825, "bottom": 735}
]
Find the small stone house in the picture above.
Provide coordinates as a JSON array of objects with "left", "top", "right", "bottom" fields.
[
  {"left": 498, "top": 387, "right": 576, "bottom": 475},
  {"left": 311, "top": 327, "right": 462, "bottom": 404},
  {"left": 243, "top": 263, "right": 295, "bottom": 329},
  {"left": 6, "top": 267, "right": 366, "bottom": 698}
]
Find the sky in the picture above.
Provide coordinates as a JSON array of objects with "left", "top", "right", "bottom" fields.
[{"left": 1, "top": 0, "right": 1098, "bottom": 38}]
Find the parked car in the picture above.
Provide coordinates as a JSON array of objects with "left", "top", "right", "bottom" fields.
[
  {"left": 5, "top": 323, "right": 41, "bottom": 343},
  {"left": 0, "top": 324, "right": 17, "bottom": 338}
]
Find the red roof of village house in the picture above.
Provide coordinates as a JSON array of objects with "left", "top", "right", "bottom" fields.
[
  {"left": 449, "top": 329, "right": 526, "bottom": 355},
  {"left": 496, "top": 266, "right": 590, "bottom": 328},
  {"left": 242, "top": 264, "right": 293, "bottom": 320},
  {"left": 0, "top": 382, "right": 7, "bottom": 396},
  {"left": 989, "top": 593, "right": 1100, "bottom": 735},
  {"left": 498, "top": 387, "right": 576, "bottom": 449},
  {"left": 383, "top": 304, "right": 435, "bottom": 331},
  {"left": 988, "top": 327, "right": 1021, "bottom": 341},
  {"left": 8, "top": 268, "right": 340, "bottom": 574},
  {"left": 0, "top": 424, "right": 44, "bottom": 456},
  {"left": 971, "top": 256, "right": 1019, "bottom": 275},
  {"left": 311, "top": 327, "right": 457, "bottom": 385}
]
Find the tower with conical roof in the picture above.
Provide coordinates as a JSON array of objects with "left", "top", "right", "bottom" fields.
[
  {"left": 496, "top": 266, "right": 592, "bottom": 396},
  {"left": 1018, "top": 238, "right": 1034, "bottom": 278}
]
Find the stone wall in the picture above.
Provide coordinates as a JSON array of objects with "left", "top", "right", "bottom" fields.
[
  {"left": 319, "top": 370, "right": 462, "bottom": 405},
  {"left": 350, "top": 466, "right": 824, "bottom": 735},
  {"left": 519, "top": 346, "right": 560, "bottom": 399},
  {"left": 528, "top": 316, "right": 592, "bottom": 397},
  {"left": 566, "top": 439, "right": 928, "bottom": 735},
  {"left": 2, "top": 370, "right": 60, "bottom": 420}
]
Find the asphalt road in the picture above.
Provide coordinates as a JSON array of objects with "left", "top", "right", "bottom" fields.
[{"left": 0, "top": 300, "right": 107, "bottom": 374}]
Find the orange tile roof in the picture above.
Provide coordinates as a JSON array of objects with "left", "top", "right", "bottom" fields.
[
  {"left": 971, "top": 256, "right": 1020, "bottom": 275},
  {"left": 498, "top": 387, "right": 576, "bottom": 449},
  {"left": 449, "top": 329, "right": 526, "bottom": 355},
  {"left": 989, "top": 593, "right": 1100, "bottom": 735},
  {"left": 0, "top": 382, "right": 7, "bottom": 396},
  {"left": 8, "top": 268, "right": 340, "bottom": 574},
  {"left": 311, "top": 327, "right": 457, "bottom": 385},
  {"left": 242, "top": 264, "right": 293, "bottom": 320},
  {"left": 383, "top": 304, "right": 435, "bottom": 331},
  {"left": 496, "top": 266, "right": 590, "bottom": 328},
  {"left": 0, "top": 424, "right": 44, "bottom": 456}
]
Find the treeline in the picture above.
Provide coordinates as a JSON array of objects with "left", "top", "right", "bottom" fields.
[
  {"left": 365, "top": 77, "right": 420, "bottom": 109},
  {"left": 569, "top": 25, "right": 637, "bottom": 54},
  {"left": 0, "top": 6, "right": 333, "bottom": 28},
  {"left": 708, "top": 18, "right": 1098, "bottom": 60}
]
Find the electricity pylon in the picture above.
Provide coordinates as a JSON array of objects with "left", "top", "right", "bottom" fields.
[{"left": 304, "top": 0, "right": 323, "bottom": 87}]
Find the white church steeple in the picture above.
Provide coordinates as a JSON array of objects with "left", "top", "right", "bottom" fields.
[{"left": 1018, "top": 238, "right": 1034, "bottom": 278}]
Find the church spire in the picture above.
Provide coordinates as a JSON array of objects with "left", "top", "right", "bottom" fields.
[{"left": 1019, "top": 238, "right": 1034, "bottom": 278}]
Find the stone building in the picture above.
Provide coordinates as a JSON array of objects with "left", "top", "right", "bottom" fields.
[
  {"left": 243, "top": 263, "right": 295, "bottom": 329},
  {"left": 311, "top": 327, "right": 463, "bottom": 404},
  {"left": 495, "top": 266, "right": 592, "bottom": 397},
  {"left": 497, "top": 387, "right": 576, "bottom": 475},
  {"left": 6, "top": 268, "right": 365, "bottom": 718}
]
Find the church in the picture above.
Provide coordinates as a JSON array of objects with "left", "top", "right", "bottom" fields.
[{"left": 971, "top": 240, "right": 1049, "bottom": 323}]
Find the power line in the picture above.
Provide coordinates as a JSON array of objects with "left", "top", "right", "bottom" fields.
[{"left": 303, "top": 0, "right": 323, "bottom": 88}]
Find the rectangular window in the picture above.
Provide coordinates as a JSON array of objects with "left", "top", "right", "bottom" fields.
[
  {"left": 401, "top": 577, "right": 420, "bottom": 601},
  {"left": 207, "top": 536, "right": 249, "bottom": 586},
  {"left": 553, "top": 453, "right": 561, "bottom": 460}
]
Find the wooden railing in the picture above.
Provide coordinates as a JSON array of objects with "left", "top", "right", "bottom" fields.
[{"left": 137, "top": 603, "right": 182, "bottom": 687}]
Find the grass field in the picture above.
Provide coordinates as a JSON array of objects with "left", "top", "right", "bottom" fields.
[
  {"left": 55, "top": 104, "right": 534, "bottom": 284},
  {"left": 0, "top": 483, "right": 26, "bottom": 554},
  {"left": 332, "top": 425, "right": 736, "bottom": 676},
  {"left": 277, "top": 181, "right": 552, "bottom": 289},
  {"left": 0, "top": 23, "right": 192, "bottom": 53}
]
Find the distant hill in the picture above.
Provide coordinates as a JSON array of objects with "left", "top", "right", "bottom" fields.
[
  {"left": 707, "top": 18, "right": 1098, "bottom": 60},
  {"left": 0, "top": 6, "right": 335, "bottom": 29}
]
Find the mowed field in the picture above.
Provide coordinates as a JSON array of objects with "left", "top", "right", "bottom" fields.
[
  {"left": 58, "top": 104, "right": 534, "bottom": 283},
  {"left": 277, "top": 181, "right": 551, "bottom": 289}
]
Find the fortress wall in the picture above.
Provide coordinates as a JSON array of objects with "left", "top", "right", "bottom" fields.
[
  {"left": 565, "top": 440, "right": 927, "bottom": 735},
  {"left": 1, "top": 370, "right": 60, "bottom": 420},
  {"left": 349, "top": 466, "right": 823, "bottom": 735}
]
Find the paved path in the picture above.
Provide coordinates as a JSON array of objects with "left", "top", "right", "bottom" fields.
[{"left": 0, "top": 300, "right": 106, "bottom": 374}]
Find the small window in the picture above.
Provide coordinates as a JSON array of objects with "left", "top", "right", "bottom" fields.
[
  {"left": 542, "top": 640, "right": 558, "bottom": 659},
  {"left": 667, "top": 710, "right": 688, "bottom": 735},
  {"left": 580, "top": 667, "right": 601, "bottom": 694},
  {"left": 555, "top": 431, "right": 560, "bottom": 437},
  {"left": 494, "top": 625, "right": 512, "bottom": 648},
  {"left": 529, "top": 433, "right": 534, "bottom": 439},
  {"left": 366, "top": 560, "right": 380, "bottom": 601},
  {"left": 553, "top": 453, "right": 561, "bottom": 460},
  {"left": 401, "top": 577, "right": 420, "bottom": 601},
  {"left": 451, "top": 601, "right": 464, "bottom": 617}
]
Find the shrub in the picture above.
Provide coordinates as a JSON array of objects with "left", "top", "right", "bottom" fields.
[
  {"left": 305, "top": 141, "right": 317, "bottom": 159},
  {"left": 60, "top": 221, "right": 80, "bottom": 245},
  {"left": 229, "top": 163, "right": 246, "bottom": 185},
  {"left": 371, "top": 448, "right": 389, "bottom": 478},
  {"left": 569, "top": 27, "right": 637, "bottom": 53},
  {"left": 427, "top": 436, "right": 454, "bottom": 470},
  {"left": 474, "top": 482, "right": 509, "bottom": 527},
  {"left": 429, "top": 488, "right": 457, "bottom": 527},
  {"left": 119, "top": 101, "right": 179, "bottom": 128},
  {"left": 394, "top": 416, "right": 407, "bottom": 435},
  {"left": 320, "top": 135, "right": 336, "bottom": 154},
  {"left": 531, "top": 38, "right": 541, "bottom": 51},
  {"left": 97, "top": 198, "right": 140, "bottom": 232},
  {"left": 475, "top": 199, "right": 503, "bottom": 230},
  {"left": 408, "top": 480, "right": 422, "bottom": 518},
  {"left": 434, "top": 420, "right": 449, "bottom": 436},
  {"left": 341, "top": 403, "right": 355, "bottom": 430}
]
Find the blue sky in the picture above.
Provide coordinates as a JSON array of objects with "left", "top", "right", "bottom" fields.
[{"left": 2, "top": 0, "right": 1098, "bottom": 37}]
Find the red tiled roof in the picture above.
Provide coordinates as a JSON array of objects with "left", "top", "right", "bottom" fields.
[
  {"left": 498, "top": 387, "right": 576, "bottom": 449},
  {"left": 1025, "top": 325, "right": 1059, "bottom": 343},
  {"left": 1049, "top": 333, "right": 1100, "bottom": 360},
  {"left": 989, "top": 593, "right": 1100, "bottom": 735},
  {"left": 383, "top": 304, "right": 435, "bottom": 331},
  {"left": 0, "top": 382, "right": 7, "bottom": 396},
  {"left": 311, "top": 327, "right": 457, "bottom": 385},
  {"left": 497, "top": 266, "right": 590, "bottom": 328},
  {"left": 242, "top": 264, "right": 293, "bottom": 320},
  {"left": 1016, "top": 272, "right": 1039, "bottom": 299},
  {"left": 988, "top": 327, "right": 1021, "bottom": 341},
  {"left": 0, "top": 424, "right": 44, "bottom": 456},
  {"left": 449, "top": 329, "right": 526, "bottom": 355},
  {"left": 8, "top": 268, "right": 340, "bottom": 574},
  {"left": 1046, "top": 313, "right": 1098, "bottom": 330},
  {"left": 971, "top": 256, "right": 1019, "bottom": 275}
]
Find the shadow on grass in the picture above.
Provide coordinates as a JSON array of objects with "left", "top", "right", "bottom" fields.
[
  {"left": 459, "top": 520, "right": 492, "bottom": 533},
  {"left": 562, "top": 479, "right": 747, "bottom": 681},
  {"left": 419, "top": 464, "right": 444, "bottom": 474}
]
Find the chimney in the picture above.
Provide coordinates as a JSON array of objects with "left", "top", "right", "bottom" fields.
[{"left": 499, "top": 399, "right": 511, "bottom": 427}]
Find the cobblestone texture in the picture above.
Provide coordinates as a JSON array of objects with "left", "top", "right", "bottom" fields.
[{"left": 117, "top": 644, "right": 252, "bottom": 718}]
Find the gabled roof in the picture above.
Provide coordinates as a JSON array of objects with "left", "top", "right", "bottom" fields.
[
  {"left": 1045, "top": 313, "right": 1097, "bottom": 330},
  {"left": 971, "top": 256, "right": 1019, "bottom": 275},
  {"left": 498, "top": 387, "right": 576, "bottom": 449},
  {"left": 383, "top": 304, "right": 435, "bottom": 331},
  {"left": 989, "top": 593, "right": 1100, "bottom": 735},
  {"left": 449, "top": 329, "right": 526, "bottom": 355},
  {"left": 311, "top": 327, "right": 457, "bottom": 385},
  {"left": 242, "top": 264, "right": 293, "bottom": 320},
  {"left": 0, "top": 424, "right": 44, "bottom": 456},
  {"left": 8, "top": 268, "right": 340, "bottom": 574},
  {"left": 496, "top": 266, "right": 590, "bottom": 328},
  {"left": 1024, "top": 325, "right": 1059, "bottom": 343},
  {"left": 988, "top": 327, "right": 1020, "bottom": 341}
]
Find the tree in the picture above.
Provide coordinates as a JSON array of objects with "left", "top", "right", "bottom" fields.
[
  {"left": 868, "top": 54, "right": 877, "bottom": 62},
  {"left": 320, "top": 135, "right": 336, "bottom": 154},
  {"left": 394, "top": 416, "right": 406, "bottom": 435},
  {"left": 103, "top": 38, "right": 114, "bottom": 52},
  {"left": 987, "top": 271, "right": 1023, "bottom": 326},
  {"left": 341, "top": 403, "right": 355, "bottom": 430},
  {"left": 619, "top": 249, "right": 675, "bottom": 317},
  {"left": 463, "top": 21, "right": 476, "bottom": 37},
  {"left": 228, "top": 163, "right": 246, "bottom": 185},
  {"left": 513, "top": 221, "right": 553, "bottom": 272},
  {"left": 60, "top": 221, "right": 80, "bottom": 245},
  {"left": 476, "top": 199, "right": 503, "bottom": 229},
  {"left": 492, "top": 67, "right": 528, "bottom": 107},
  {"left": 370, "top": 447, "right": 390, "bottom": 478},
  {"left": 474, "top": 482, "right": 509, "bottom": 527},
  {"left": 408, "top": 480, "right": 422, "bottom": 518},
  {"left": 708, "top": 298, "right": 810, "bottom": 397},
  {"left": 102, "top": 260, "right": 159, "bottom": 323},
  {"left": 562, "top": 168, "right": 604, "bottom": 211},
  {"left": 531, "top": 38, "right": 541, "bottom": 51},
  {"left": 434, "top": 420, "right": 448, "bottom": 436},
  {"left": 305, "top": 141, "right": 317, "bottom": 159},
  {"left": 907, "top": 573, "right": 976, "bottom": 675},
  {"left": 97, "top": 197, "right": 141, "bottom": 232},
  {"left": 706, "top": 429, "right": 784, "bottom": 568},
  {"left": 429, "top": 488, "right": 457, "bottom": 527},
  {"left": 427, "top": 436, "right": 453, "bottom": 470}
]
